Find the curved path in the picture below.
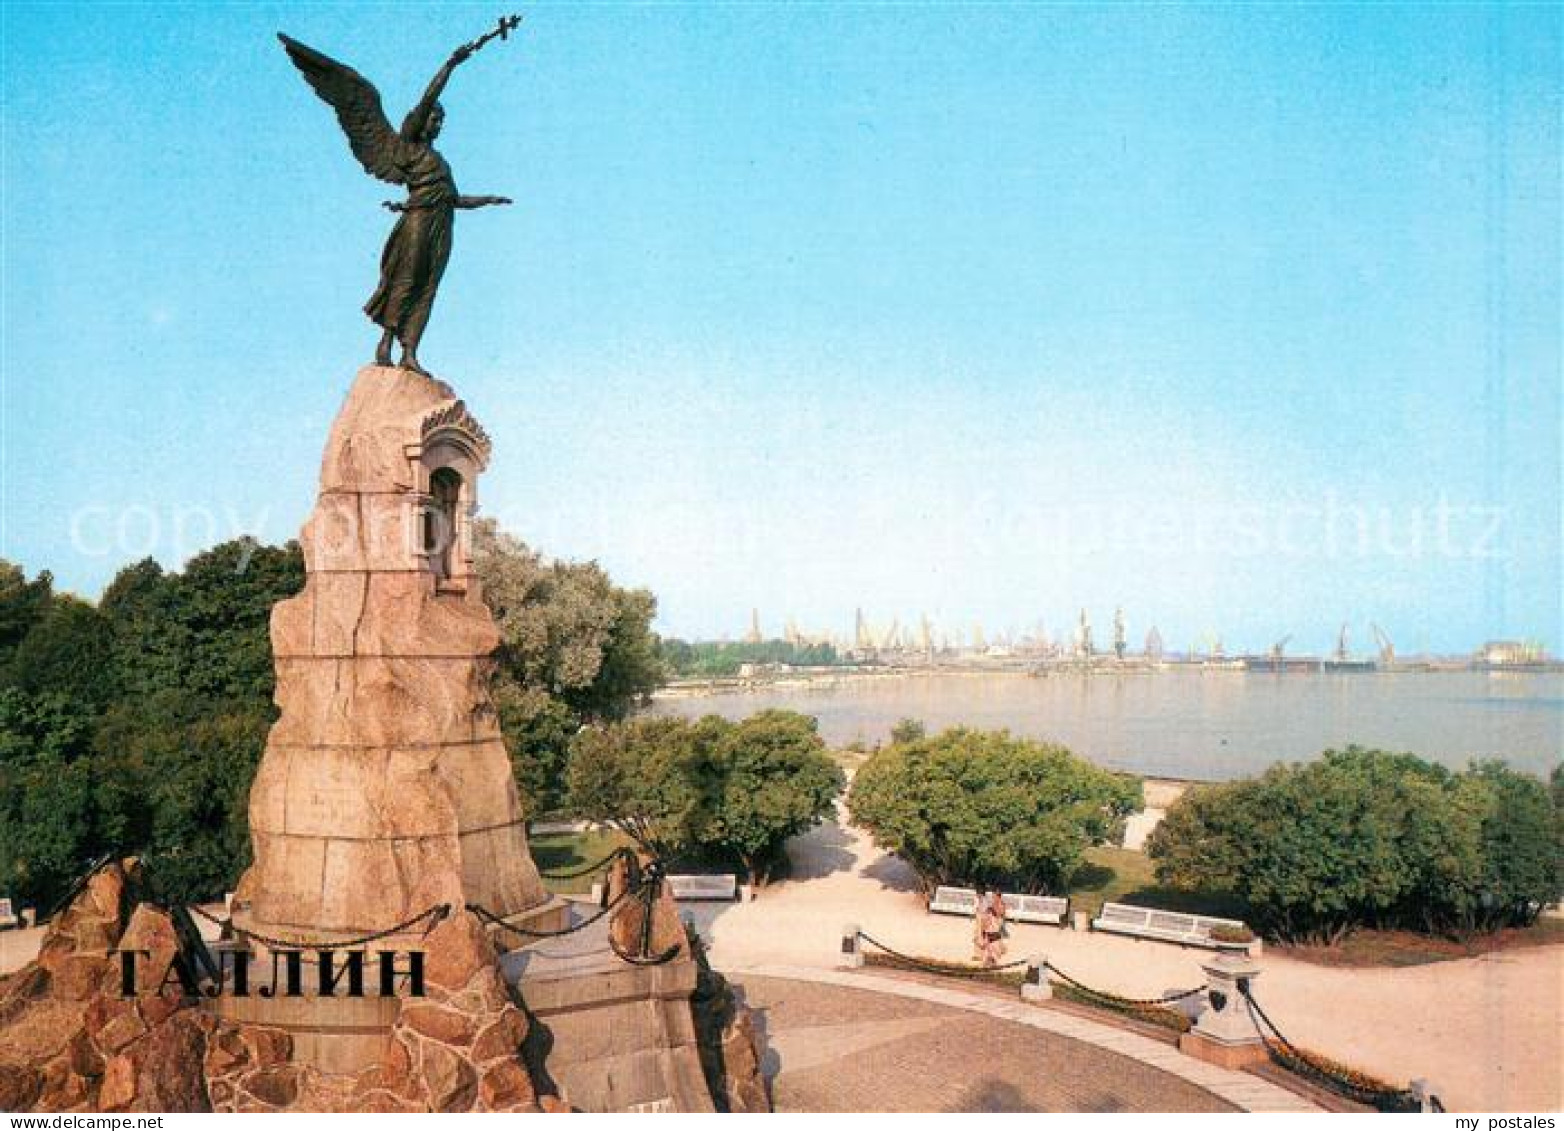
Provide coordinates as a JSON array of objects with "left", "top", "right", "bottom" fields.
[
  {"left": 730, "top": 967, "right": 1316, "bottom": 1112},
  {"left": 686, "top": 807, "right": 1564, "bottom": 1112}
]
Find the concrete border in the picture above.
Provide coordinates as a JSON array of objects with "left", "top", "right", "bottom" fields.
[{"left": 725, "top": 963, "right": 1322, "bottom": 1114}]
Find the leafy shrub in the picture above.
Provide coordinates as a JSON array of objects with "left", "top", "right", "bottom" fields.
[
  {"left": 1208, "top": 923, "right": 1255, "bottom": 944},
  {"left": 567, "top": 710, "right": 843, "bottom": 882},
  {"left": 1146, "top": 747, "right": 1563, "bottom": 944},
  {"left": 847, "top": 727, "right": 1142, "bottom": 894}
]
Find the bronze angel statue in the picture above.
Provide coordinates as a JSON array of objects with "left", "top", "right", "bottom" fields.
[{"left": 279, "top": 17, "right": 521, "bottom": 376}]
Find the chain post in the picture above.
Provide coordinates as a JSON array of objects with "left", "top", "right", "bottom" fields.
[
  {"left": 841, "top": 923, "right": 864, "bottom": 968},
  {"left": 1021, "top": 954, "right": 1051, "bottom": 1002}
]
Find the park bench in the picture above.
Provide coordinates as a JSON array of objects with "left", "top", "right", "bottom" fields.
[
  {"left": 928, "top": 887, "right": 1068, "bottom": 926},
  {"left": 1090, "top": 901, "right": 1249, "bottom": 948},
  {"left": 928, "top": 886, "right": 979, "bottom": 916},
  {"left": 0, "top": 898, "right": 17, "bottom": 931},
  {"left": 1004, "top": 893, "right": 1069, "bottom": 926},
  {"left": 666, "top": 874, "right": 739, "bottom": 901}
]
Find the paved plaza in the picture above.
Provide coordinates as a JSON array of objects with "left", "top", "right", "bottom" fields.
[
  {"left": 733, "top": 974, "right": 1240, "bottom": 1113},
  {"left": 685, "top": 804, "right": 1564, "bottom": 1113}
]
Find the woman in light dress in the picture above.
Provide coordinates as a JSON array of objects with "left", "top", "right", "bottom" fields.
[{"left": 973, "top": 888, "right": 1008, "bottom": 967}]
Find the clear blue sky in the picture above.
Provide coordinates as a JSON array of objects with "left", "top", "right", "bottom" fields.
[{"left": 2, "top": 3, "right": 1559, "bottom": 655}]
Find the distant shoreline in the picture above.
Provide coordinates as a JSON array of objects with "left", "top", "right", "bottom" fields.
[
  {"left": 648, "top": 665, "right": 1562, "bottom": 783},
  {"left": 653, "top": 659, "right": 1559, "bottom": 700}
]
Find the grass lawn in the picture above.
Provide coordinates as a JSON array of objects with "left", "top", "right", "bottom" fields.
[
  {"left": 528, "top": 827, "right": 635, "bottom": 895},
  {"left": 1066, "top": 846, "right": 1245, "bottom": 920}
]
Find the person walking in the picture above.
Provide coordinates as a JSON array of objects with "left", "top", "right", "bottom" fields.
[{"left": 973, "top": 888, "right": 1009, "bottom": 967}]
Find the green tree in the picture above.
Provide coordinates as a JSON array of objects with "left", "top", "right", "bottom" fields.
[
  {"left": 848, "top": 727, "right": 1142, "bottom": 895},
  {"left": 0, "top": 689, "right": 99, "bottom": 908},
  {"left": 565, "top": 711, "right": 843, "bottom": 880},
  {"left": 139, "top": 710, "right": 271, "bottom": 905},
  {"left": 1552, "top": 764, "right": 1564, "bottom": 870},
  {"left": 100, "top": 540, "right": 303, "bottom": 709},
  {"left": 704, "top": 711, "right": 844, "bottom": 883},
  {"left": 495, "top": 687, "right": 578, "bottom": 818},
  {"left": 2, "top": 596, "right": 117, "bottom": 709},
  {"left": 658, "top": 638, "right": 844, "bottom": 679},
  {"left": 473, "top": 519, "right": 667, "bottom": 817},
  {"left": 1146, "top": 747, "right": 1562, "bottom": 943},
  {"left": 1465, "top": 760, "right": 1560, "bottom": 929},
  {"left": 566, "top": 716, "right": 708, "bottom": 858},
  {"left": 1148, "top": 750, "right": 1451, "bottom": 943},
  {"left": 0, "top": 540, "right": 303, "bottom": 909},
  {"left": 890, "top": 717, "right": 926, "bottom": 745},
  {"left": 0, "top": 560, "right": 54, "bottom": 664}
]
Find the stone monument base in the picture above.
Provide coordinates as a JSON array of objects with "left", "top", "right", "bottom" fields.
[
  {"left": 1178, "top": 1030, "right": 1270, "bottom": 1070},
  {"left": 217, "top": 896, "right": 573, "bottom": 1075},
  {"left": 0, "top": 860, "right": 767, "bottom": 1113},
  {"left": 497, "top": 857, "right": 753, "bottom": 1113},
  {"left": 505, "top": 918, "right": 715, "bottom": 1112},
  {"left": 0, "top": 863, "right": 554, "bottom": 1112}
]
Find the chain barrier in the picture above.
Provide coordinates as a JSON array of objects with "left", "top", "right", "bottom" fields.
[
  {"left": 185, "top": 901, "right": 451, "bottom": 951},
  {"left": 1042, "top": 959, "right": 1204, "bottom": 1007},
  {"left": 466, "top": 885, "right": 635, "bottom": 940},
  {"left": 856, "top": 929, "right": 1030, "bottom": 976},
  {"left": 535, "top": 845, "right": 637, "bottom": 881},
  {"left": 41, "top": 851, "right": 118, "bottom": 924},
  {"left": 55, "top": 847, "right": 677, "bottom": 966},
  {"left": 1239, "top": 981, "right": 1421, "bottom": 1113},
  {"left": 606, "top": 859, "right": 682, "bottom": 967},
  {"left": 471, "top": 856, "right": 681, "bottom": 967}
]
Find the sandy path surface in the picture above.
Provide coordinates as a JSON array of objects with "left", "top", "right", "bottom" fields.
[{"left": 688, "top": 808, "right": 1563, "bottom": 1113}]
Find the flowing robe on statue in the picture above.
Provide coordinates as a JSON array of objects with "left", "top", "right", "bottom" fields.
[{"left": 365, "top": 146, "right": 456, "bottom": 347}]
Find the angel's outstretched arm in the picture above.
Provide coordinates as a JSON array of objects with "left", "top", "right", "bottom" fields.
[
  {"left": 402, "top": 42, "right": 474, "bottom": 142},
  {"left": 455, "top": 195, "right": 512, "bottom": 209}
]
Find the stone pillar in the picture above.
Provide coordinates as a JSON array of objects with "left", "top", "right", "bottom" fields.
[
  {"left": 237, "top": 367, "right": 548, "bottom": 938},
  {"left": 1020, "top": 955, "right": 1051, "bottom": 1002},
  {"left": 841, "top": 924, "right": 863, "bottom": 969},
  {"left": 223, "top": 367, "right": 553, "bottom": 1074},
  {"left": 1177, "top": 952, "right": 1268, "bottom": 1069}
]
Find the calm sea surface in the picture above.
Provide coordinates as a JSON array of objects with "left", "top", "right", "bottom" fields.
[{"left": 651, "top": 669, "right": 1563, "bottom": 781}]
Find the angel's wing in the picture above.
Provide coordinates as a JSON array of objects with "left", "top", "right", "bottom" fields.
[{"left": 279, "top": 33, "right": 412, "bottom": 185}]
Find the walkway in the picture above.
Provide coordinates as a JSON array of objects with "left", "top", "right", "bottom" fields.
[
  {"left": 729, "top": 967, "right": 1318, "bottom": 1112},
  {"left": 684, "top": 806, "right": 1564, "bottom": 1112}
]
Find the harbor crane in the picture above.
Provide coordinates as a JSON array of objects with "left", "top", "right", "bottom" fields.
[
  {"left": 1269, "top": 634, "right": 1293, "bottom": 662},
  {"left": 1335, "top": 623, "right": 1350, "bottom": 662},
  {"left": 1370, "top": 623, "right": 1395, "bottom": 665}
]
